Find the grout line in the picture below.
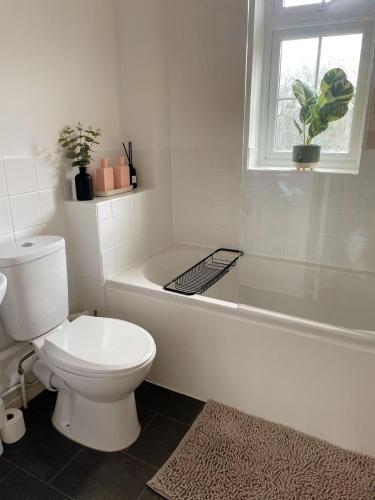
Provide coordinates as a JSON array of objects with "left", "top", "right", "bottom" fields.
[
  {"left": 0, "top": 463, "right": 74, "bottom": 499},
  {"left": 137, "top": 404, "right": 194, "bottom": 427},
  {"left": 0, "top": 464, "right": 17, "bottom": 485},
  {"left": 124, "top": 450, "right": 159, "bottom": 471},
  {"left": 136, "top": 487, "right": 146, "bottom": 500},
  {"left": 139, "top": 413, "right": 157, "bottom": 433},
  {"left": 48, "top": 447, "right": 84, "bottom": 484}
]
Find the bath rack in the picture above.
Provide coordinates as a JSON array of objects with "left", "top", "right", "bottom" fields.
[{"left": 164, "top": 248, "right": 243, "bottom": 296}]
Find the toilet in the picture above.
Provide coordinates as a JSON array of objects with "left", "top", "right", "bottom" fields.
[{"left": 0, "top": 235, "right": 156, "bottom": 451}]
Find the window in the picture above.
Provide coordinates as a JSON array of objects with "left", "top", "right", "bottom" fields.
[{"left": 245, "top": 0, "right": 375, "bottom": 172}]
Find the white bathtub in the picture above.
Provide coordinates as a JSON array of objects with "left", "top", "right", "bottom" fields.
[{"left": 106, "top": 243, "right": 375, "bottom": 455}]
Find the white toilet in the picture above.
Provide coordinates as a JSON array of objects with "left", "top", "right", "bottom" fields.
[{"left": 0, "top": 235, "right": 156, "bottom": 451}]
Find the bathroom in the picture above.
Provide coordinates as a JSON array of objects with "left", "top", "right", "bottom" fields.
[{"left": 0, "top": 0, "right": 374, "bottom": 498}]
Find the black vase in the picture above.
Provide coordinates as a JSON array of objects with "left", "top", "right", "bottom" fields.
[{"left": 75, "top": 166, "right": 94, "bottom": 201}]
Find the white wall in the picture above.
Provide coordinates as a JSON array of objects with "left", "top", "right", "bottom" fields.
[
  {"left": 168, "top": 0, "right": 375, "bottom": 274},
  {"left": 0, "top": 0, "right": 123, "bottom": 390},
  {"left": 62, "top": 0, "right": 173, "bottom": 317}
]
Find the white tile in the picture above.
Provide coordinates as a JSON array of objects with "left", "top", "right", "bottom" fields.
[
  {"left": 173, "top": 172, "right": 212, "bottom": 200},
  {"left": 348, "top": 180, "right": 375, "bottom": 212},
  {"left": 341, "top": 210, "right": 375, "bottom": 240},
  {"left": 213, "top": 176, "right": 241, "bottom": 201},
  {"left": 0, "top": 161, "right": 7, "bottom": 197},
  {"left": 0, "top": 198, "right": 12, "bottom": 235},
  {"left": 240, "top": 202, "right": 261, "bottom": 230},
  {"left": 115, "top": 241, "right": 134, "bottom": 271},
  {"left": 285, "top": 234, "right": 310, "bottom": 261},
  {"left": 113, "top": 212, "right": 131, "bottom": 246},
  {"left": 241, "top": 173, "right": 263, "bottom": 204},
  {"left": 261, "top": 174, "right": 290, "bottom": 206},
  {"left": 261, "top": 205, "right": 287, "bottom": 233},
  {"left": 212, "top": 201, "right": 239, "bottom": 227},
  {"left": 99, "top": 218, "right": 115, "bottom": 251},
  {"left": 38, "top": 188, "right": 62, "bottom": 223},
  {"left": 286, "top": 206, "right": 315, "bottom": 235},
  {"left": 14, "top": 225, "right": 46, "bottom": 242},
  {"left": 3, "top": 157, "right": 37, "bottom": 195},
  {"left": 35, "top": 155, "right": 62, "bottom": 190},
  {"left": 171, "top": 148, "right": 211, "bottom": 175},
  {"left": 258, "top": 231, "right": 285, "bottom": 258},
  {"left": 173, "top": 218, "right": 213, "bottom": 247},
  {"left": 212, "top": 225, "right": 238, "bottom": 248},
  {"left": 9, "top": 193, "right": 41, "bottom": 231},
  {"left": 174, "top": 198, "right": 212, "bottom": 224},
  {"left": 101, "top": 248, "right": 116, "bottom": 278},
  {"left": 212, "top": 148, "right": 242, "bottom": 177},
  {"left": 66, "top": 203, "right": 99, "bottom": 252},
  {"left": 97, "top": 201, "right": 113, "bottom": 221},
  {"left": 112, "top": 196, "right": 131, "bottom": 216}
]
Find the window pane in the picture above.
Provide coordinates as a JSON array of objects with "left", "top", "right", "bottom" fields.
[
  {"left": 318, "top": 33, "right": 362, "bottom": 87},
  {"left": 274, "top": 99, "right": 301, "bottom": 152},
  {"left": 274, "top": 32, "right": 362, "bottom": 155},
  {"left": 279, "top": 38, "right": 319, "bottom": 98},
  {"left": 317, "top": 33, "right": 362, "bottom": 153},
  {"left": 283, "top": 0, "right": 330, "bottom": 6}
]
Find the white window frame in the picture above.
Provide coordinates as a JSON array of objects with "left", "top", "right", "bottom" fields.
[{"left": 244, "top": 0, "right": 375, "bottom": 173}]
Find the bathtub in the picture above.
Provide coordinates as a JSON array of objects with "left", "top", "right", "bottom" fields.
[{"left": 106, "top": 243, "right": 375, "bottom": 455}]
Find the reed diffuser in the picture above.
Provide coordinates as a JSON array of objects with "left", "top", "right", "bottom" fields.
[{"left": 122, "top": 141, "right": 137, "bottom": 189}]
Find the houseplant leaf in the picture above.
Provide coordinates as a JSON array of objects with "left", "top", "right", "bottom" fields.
[
  {"left": 292, "top": 80, "right": 317, "bottom": 108},
  {"left": 319, "top": 68, "right": 354, "bottom": 106},
  {"left": 319, "top": 101, "right": 349, "bottom": 123}
]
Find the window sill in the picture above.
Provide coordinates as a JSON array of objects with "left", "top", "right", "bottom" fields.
[{"left": 247, "top": 165, "right": 359, "bottom": 175}]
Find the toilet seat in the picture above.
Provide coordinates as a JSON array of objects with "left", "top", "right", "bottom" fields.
[{"left": 40, "top": 316, "right": 155, "bottom": 376}]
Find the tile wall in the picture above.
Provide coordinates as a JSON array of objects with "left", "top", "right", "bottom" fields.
[
  {"left": 171, "top": 147, "right": 242, "bottom": 249},
  {"left": 172, "top": 148, "right": 375, "bottom": 273},
  {"left": 66, "top": 147, "right": 173, "bottom": 314}
]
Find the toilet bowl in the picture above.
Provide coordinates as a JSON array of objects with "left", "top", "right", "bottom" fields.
[
  {"left": 0, "top": 236, "right": 156, "bottom": 452},
  {"left": 33, "top": 315, "right": 156, "bottom": 451}
]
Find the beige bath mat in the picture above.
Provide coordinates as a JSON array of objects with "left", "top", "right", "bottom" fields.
[{"left": 148, "top": 400, "right": 375, "bottom": 500}]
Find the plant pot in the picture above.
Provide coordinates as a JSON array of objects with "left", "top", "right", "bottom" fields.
[
  {"left": 292, "top": 145, "right": 321, "bottom": 171},
  {"left": 75, "top": 166, "right": 94, "bottom": 201}
]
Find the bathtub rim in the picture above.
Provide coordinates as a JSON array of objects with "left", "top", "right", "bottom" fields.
[{"left": 105, "top": 276, "right": 375, "bottom": 352}]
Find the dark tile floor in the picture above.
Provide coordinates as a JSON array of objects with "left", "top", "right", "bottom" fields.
[{"left": 0, "top": 382, "right": 204, "bottom": 499}]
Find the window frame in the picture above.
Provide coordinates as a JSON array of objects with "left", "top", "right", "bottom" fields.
[{"left": 245, "top": 0, "right": 375, "bottom": 173}]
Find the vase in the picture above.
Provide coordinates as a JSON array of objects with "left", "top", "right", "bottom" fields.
[
  {"left": 75, "top": 166, "right": 94, "bottom": 200},
  {"left": 292, "top": 145, "right": 321, "bottom": 171}
]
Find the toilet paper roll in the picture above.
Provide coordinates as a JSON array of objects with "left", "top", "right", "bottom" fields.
[
  {"left": 0, "top": 398, "right": 6, "bottom": 429},
  {"left": 0, "top": 408, "right": 26, "bottom": 444}
]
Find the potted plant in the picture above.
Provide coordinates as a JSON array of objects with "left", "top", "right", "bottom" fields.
[
  {"left": 58, "top": 123, "right": 101, "bottom": 200},
  {"left": 292, "top": 68, "right": 354, "bottom": 170}
]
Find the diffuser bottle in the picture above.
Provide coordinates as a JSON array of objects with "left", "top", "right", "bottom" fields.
[
  {"left": 113, "top": 156, "right": 130, "bottom": 189},
  {"left": 95, "top": 159, "right": 114, "bottom": 192}
]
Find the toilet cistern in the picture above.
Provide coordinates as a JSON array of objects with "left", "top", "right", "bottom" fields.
[{"left": 0, "top": 273, "right": 6, "bottom": 304}]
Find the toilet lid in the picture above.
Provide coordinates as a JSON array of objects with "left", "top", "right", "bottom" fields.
[{"left": 44, "top": 316, "right": 155, "bottom": 374}]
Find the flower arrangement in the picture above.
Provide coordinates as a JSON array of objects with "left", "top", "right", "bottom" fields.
[{"left": 58, "top": 122, "right": 101, "bottom": 167}]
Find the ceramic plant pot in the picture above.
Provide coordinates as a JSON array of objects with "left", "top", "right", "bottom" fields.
[
  {"left": 292, "top": 145, "right": 321, "bottom": 171},
  {"left": 75, "top": 166, "right": 94, "bottom": 201}
]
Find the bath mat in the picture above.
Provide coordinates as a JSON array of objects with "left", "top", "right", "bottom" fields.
[{"left": 147, "top": 400, "right": 375, "bottom": 500}]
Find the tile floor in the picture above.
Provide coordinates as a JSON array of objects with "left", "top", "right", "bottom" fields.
[{"left": 0, "top": 382, "right": 204, "bottom": 499}]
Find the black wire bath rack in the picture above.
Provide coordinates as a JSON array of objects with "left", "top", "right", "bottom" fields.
[{"left": 163, "top": 248, "right": 243, "bottom": 296}]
